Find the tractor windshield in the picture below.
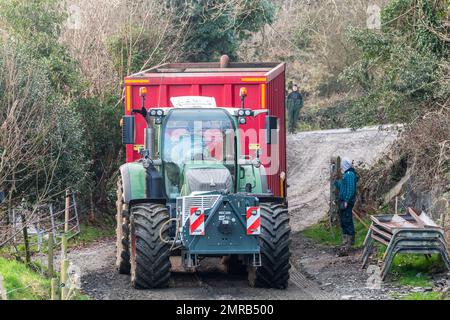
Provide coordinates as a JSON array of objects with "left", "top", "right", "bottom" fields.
[{"left": 162, "top": 108, "right": 236, "bottom": 198}]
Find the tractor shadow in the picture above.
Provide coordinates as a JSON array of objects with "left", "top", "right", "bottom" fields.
[{"left": 169, "top": 257, "right": 248, "bottom": 288}]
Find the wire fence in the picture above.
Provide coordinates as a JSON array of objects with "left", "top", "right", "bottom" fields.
[
  {"left": 0, "top": 191, "right": 83, "bottom": 300},
  {"left": 0, "top": 192, "right": 80, "bottom": 253}
]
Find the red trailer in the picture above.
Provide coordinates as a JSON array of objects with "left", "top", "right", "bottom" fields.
[{"left": 124, "top": 61, "right": 287, "bottom": 199}]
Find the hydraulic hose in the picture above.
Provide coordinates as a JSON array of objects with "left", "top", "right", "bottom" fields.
[{"left": 159, "top": 217, "right": 181, "bottom": 251}]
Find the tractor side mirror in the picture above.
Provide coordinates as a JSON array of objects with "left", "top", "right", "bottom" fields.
[
  {"left": 265, "top": 116, "right": 278, "bottom": 145},
  {"left": 122, "top": 115, "right": 135, "bottom": 145}
]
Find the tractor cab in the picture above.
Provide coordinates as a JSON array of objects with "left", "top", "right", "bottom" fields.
[
  {"left": 122, "top": 94, "right": 271, "bottom": 202},
  {"left": 161, "top": 107, "right": 237, "bottom": 199}
]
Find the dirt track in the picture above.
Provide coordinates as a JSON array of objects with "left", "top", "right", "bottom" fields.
[
  {"left": 287, "top": 126, "right": 398, "bottom": 232},
  {"left": 73, "top": 236, "right": 336, "bottom": 300},
  {"left": 69, "top": 233, "right": 406, "bottom": 300}
]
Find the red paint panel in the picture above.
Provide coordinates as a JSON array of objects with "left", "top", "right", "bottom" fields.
[
  {"left": 200, "top": 84, "right": 226, "bottom": 106},
  {"left": 167, "top": 85, "right": 193, "bottom": 106}
]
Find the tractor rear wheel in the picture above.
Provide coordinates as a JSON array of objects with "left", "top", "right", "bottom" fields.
[
  {"left": 116, "top": 178, "right": 130, "bottom": 274},
  {"left": 248, "top": 203, "right": 291, "bottom": 289},
  {"left": 130, "top": 203, "right": 171, "bottom": 289}
]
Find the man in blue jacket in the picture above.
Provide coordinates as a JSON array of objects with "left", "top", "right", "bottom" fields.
[{"left": 334, "top": 158, "right": 358, "bottom": 253}]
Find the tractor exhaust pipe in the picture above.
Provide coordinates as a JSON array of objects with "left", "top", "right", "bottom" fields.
[{"left": 145, "top": 127, "right": 153, "bottom": 159}]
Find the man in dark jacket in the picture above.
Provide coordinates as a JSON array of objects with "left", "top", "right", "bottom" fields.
[
  {"left": 286, "top": 85, "right": 304, "bottom": 134},
  {"left": 334, "top": 158, "right": 358, "bottom": 254}
]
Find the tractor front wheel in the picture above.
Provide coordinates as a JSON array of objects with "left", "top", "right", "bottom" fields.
[
  {"left": 130, "top": 203, "right": 171, "bottom": 289},
  {"left": 116, "top": 178, "right": 130, "bottom": 274},
  {"left": 248, "top": 203, "right": 291, "bottom": 289}
]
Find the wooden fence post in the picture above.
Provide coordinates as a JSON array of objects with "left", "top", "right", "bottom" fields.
[
  {"left": 58, "top": 189, "right": 72, "bottom": 300},
  {"left": 60, "top": 259, "right": 69, "bottom": 300},
  {"left": 47, "top": 234, "right": 54, "bottom": 278},
  {"left": 0, "top": 273, "right": 7, "bottom": 300},
  {"left": 20, "top": 211, "right": 31, "bottom": 266},
  {"left": 65, "top": 189, "right": 70, "bottom": 234},
  {"left": 51, "top": 278, "right": 58, "bottom": 300},
  {"left": 395, "top": 196, "right": 398, "bottom": 215},
  {"left": 60, "top": 233, "right": 68, "bottom": 295}
]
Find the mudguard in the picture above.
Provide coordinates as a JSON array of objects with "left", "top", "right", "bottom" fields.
[{"left": 120, "top": 163, "right": 147, "bottom": 204}]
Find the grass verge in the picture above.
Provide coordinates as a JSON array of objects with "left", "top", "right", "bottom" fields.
[
  {"left": 68, "top": 223, "right": 115, "bottom": 247},
  {"left": 0, "top": 257, "right": 88, "bottom": 300},
  {"left": 301, "top": 219, "right": 369, "bottom": 248},
  {"left": 0, "top": 221, "right": 113, "bottom": 300},
  {"left": 378, "top": 250, "right": 446, "bottom": 288},
  {"left": 0, "top": 257, "right": 49, "bottom": 300},
  {"left": 401, "top": 292, "right": 443, "bottom": 300}
]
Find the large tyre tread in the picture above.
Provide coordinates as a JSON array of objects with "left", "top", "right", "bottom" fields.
[
  {"left": 130, "top": 203, "right": 171, "bottom": 289},
  {"left": 249, "top": 203, "right": 291, "bottom": 289},
  {"left": 116, "top": 178, "right": 131, "bottom": 274}
]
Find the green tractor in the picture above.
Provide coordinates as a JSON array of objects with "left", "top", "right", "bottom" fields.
[{"left": 116, "top": 94, "right": 291, "bottom": 289}]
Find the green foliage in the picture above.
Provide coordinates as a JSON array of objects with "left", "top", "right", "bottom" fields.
[
  {"left": 300, "top": 102, "right": 354, "bottom": 130},
  {"left": 382, "top": 0, "right": 449, "bottom": 56},
  {"left": 0, "top": 257, "right": 50, "bottom": 300},
  {"left": 171, "top": 0, "right": 275, "bottom": 62},
  {"left": 0, "top": 43, "right": 89, "bottom": 204},
  {"left": 401, "top": 292, "right": 443, "bottom": 300},
  {"left": 0, "top": 0, "right": 65, "bottom": 37},
  {"left": 46, "top": 102, "right": 91, "bottom": 197},
  {"left": 107, "top": 0, "right": 275, "bottom": 76},
  {"left": 74, "top": 95, "right": 123, "bottom": 209},
  {"left": 374, "top": 245, "right": 446, "bottom": 287},
  {"left": 390, "top": 253, "right": 445, "bottom": 286},
  {"left": 69, "top": 223, "right": 115, "bottom": 247},
  {"left": 292, "top": 27, "right": 313, "bottom": 51},
  {"left": 340, "top": 0, "right": 449, "bottom": 129},
  {"left": 398, "top": 274, "right": 432, "bottom": 287},
  {"left": 0, "top": 0, "right": 80, "bottom": 92},
  {"left": 108, "top": 26, "right": 173, "bottom": 79},
  {"left": 0, "top": 257, "right": 89, "bottom": 300},
  {"left": 0, "top": 0, "right": 90, "bottom": 206},
  {"left": 0, "top": 0, "right": 124, "bottom": 214}
]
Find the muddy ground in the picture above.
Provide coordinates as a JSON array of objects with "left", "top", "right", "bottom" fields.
[
  {"left": 60, "top": 233, "right": 418, "bottom": 300},
  {"left": 69, "top": 235, "right": 333, "bottom": 300}
]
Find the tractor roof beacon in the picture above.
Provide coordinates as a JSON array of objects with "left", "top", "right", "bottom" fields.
[{"left": 116, "top": 57, "right": 291, "bottom": 289}]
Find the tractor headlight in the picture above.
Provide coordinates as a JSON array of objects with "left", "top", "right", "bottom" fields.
[
  {"left": 238, "top": 117, "right": 247, "bottom": 125},
  {"left": 238, "top": 109, "right": 245, "bottom": 117},
  {"left": 245, "top": 109, "right": 252, "bottom": 116},
  {"left": 149, "top": 109, "right": 164, "bottom": 117},
  {"left": 155, "top": 117, "right": 163, "bottom": 125}
]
